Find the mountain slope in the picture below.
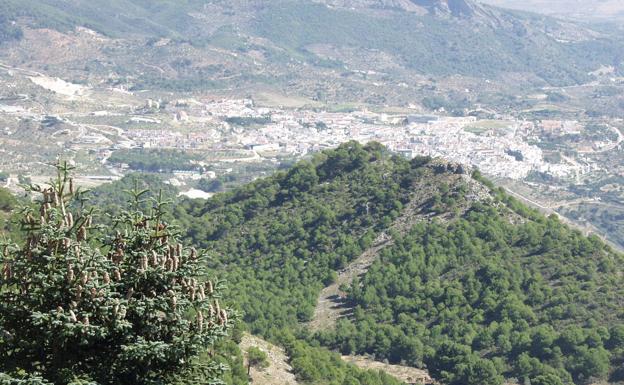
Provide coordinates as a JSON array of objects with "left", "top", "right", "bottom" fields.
[
  {"left": 309, "top": 168, "right": 490, "bottom": 331},
  {"left": 1, "top": 0, "right": 623, "bottom": 91},
  {"left": 175, "top": 142, "right": 440, "bottom": 334},
  {"left": 313, "top": 177, "right": 624, "bottom": 384},
  {"left": 174, "top": 142, "right": 624, "bottom": 385},
  {"left": 245, "top": 0, "right": 619, "bottom": 85}
]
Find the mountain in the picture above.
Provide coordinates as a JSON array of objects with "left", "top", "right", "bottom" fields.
[
  {"left": 168, "top": 142, "right": 624, "bottom": 385},
  {"left": 1, "top": 0, "right": 623, "bottom": 104}
]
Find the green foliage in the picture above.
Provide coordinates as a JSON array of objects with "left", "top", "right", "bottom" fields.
[
  {"left": 215, "top": 340, "right": 248, "bottom": 385},
  {"left": 246, "top": 347, "right": 268, "bottom": 375},
  {"left": 176, "top": 142, "right": 429, "bottom": 337},
  {"left": 0, "top": 163, "right": 234, "bottom": 385},
  {"left": 86, "top": 173, "right": 179, "bottom": 219},
  {"left": 280, "top": 337, "right": 404, "bottom": 385},
  {"left": 108, "top": 149, "right": 203, "bottom": 173},
  {"left": 197, "top": 178, "right": 224, "bottom": 194},
  {"left": 316, "top": 202, "right": 623, "bottom": 384},
  {"left": 0, "top": 188, "right": 20, "bottom": 240},
  {"left": 0, "top": 188, "right": 16, "bottom": 213}
]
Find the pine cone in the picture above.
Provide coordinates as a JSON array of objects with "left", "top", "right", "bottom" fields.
[
  {"left": 218, "top": 309, "right": 228, "bottom": 325},
  {"left": 2, "top": 263, "right": 11, "bottom": 280},
  {"left": 214, "top": 300, "right": 220, "bottom": 315},
  {"left": 77, "top": 226, "right": 87, "bottom": 242},
  {"left": 197, "top": 311, "right": 204, "bottom": 332}
]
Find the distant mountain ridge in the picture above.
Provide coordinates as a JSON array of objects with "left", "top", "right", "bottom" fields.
[
  {"left": 318, "top": 0, "right": 485, "bottom": 17},
  {"left": 1, "top": 0, "right": 623, "bottom": 103}
]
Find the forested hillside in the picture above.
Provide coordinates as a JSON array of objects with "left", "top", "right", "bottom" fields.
[
  {"left": 3, "top": 143, "right": 622, "bottom": 384},
  {"left": 316, "top": 204, "right": 624, "bottom": 384},
  {"left": 171, "top": 142, "right": 624, "bottom": 385},
  {"left": 174, "top": 142, "right": 436, "bottom": 336}
]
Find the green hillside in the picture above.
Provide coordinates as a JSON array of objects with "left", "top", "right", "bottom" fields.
[
  {"left": 2, "top": 0, "right": 623, "bottom": 86},
  {"left": 247, "top": 1, "right": 622, "bottom": 85},
  {"left": 172, "top": 142, "right": 624, "bottom": 385},
  {"left": 174, "top": 142, "right": 427, "bottom": 335},
  {"left": 317, "top": 204, "right": 623, "bottom": 384}
]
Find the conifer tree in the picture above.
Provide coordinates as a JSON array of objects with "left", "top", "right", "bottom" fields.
[{"left": 0, "top": 162, "right": 233, "bottom": 385}]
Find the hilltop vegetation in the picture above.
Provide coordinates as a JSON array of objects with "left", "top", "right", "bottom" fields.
[
  {"left": 174, "top": 142, "right": 427, "bottom": 336},
  {"left": 171, "top": 142, "right": 624, "bottom": 385},
  {"left": 316, "top": 203, "right": 624, "bottom": 384},
  {"left": 2, "top": 143, "right": 623, "bottom": 384}
]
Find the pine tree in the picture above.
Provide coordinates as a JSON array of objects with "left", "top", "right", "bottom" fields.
[{"left": 0, "top": 162, "right": 233, "bottom": 385}]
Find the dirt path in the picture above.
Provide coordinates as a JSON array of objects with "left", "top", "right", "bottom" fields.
[
  {"left": 240, "top": 334, "right": 299, "bottom": 385},
  {"left": 308, "top": 231, "right": 395, "bottom": 331},
  {"left": 308, "top": 171, "right": 478, "bottom": 331}
]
